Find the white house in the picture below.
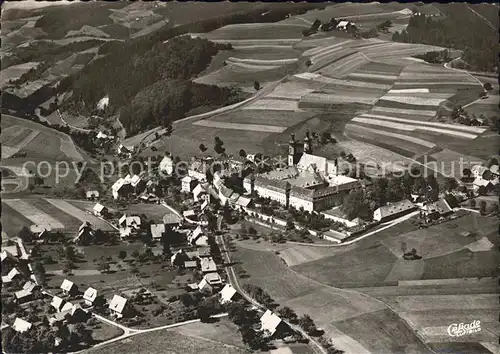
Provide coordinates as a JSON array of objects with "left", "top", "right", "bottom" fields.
[
  {"left": 119, "top": 227, "right": 133, "bottom": 239},
  {"left": 118, "top": 214, "right": 141, "bottom": 229},
  {"left": 197, "top": 272, "right": 222, "bottom": 293},
  {"left": 336, "top": 20, "right": 355, "bottom": 31},
  {"left": 163, "top": 213, "right": 182, "bottom": 227},
  {"left": 181, "top": 176, "right": 197, "bottom": 193},
  {"left": 471, "top": 165, "right": 488, "bottom": 179},
  {"left": 12, "top": 318, "right": 32, "bottom": 333},
  {"left": 219, "top": 284, "right": 238, "bottom": 304},
  {"left": 150, "top": 224, "right": 166, "bottom": 240},
  {"left": 260, "top": 310, "right": 285, "bottom": 336},
  {"left": 193, "top": 183, "right": 209, "bottom": 202},
  {"left": 50, "top": 296, "right": 66, "bottom": 312},
  {"left": 2, "top": 267, "right": 21, "bottom": 284},
  {"left": 83, "top": 287, "right": 98, "bottom": 306},
  {"left": 108, "top": 294, "right": 128, "bottom": 318},
  {"left": 92, "top": 203, "right": 107, "bottom": 217},
  {"left": 188, "top": 226, "right": 208, "bottom": 246},
  {"left": 159, "top": 155, "right": 174, "bottom": 175},
  {"left": 60, "top": 279, "right": 78, "bottom": 296},
  {"left": 117, "top": 144, "right": 134, "bottom": 158},
  {"left": 86, "top": 190, "right": 100, "bottom": 200},
  {"left": 200, "top": 256, "right": 217, "bottom": 273}
]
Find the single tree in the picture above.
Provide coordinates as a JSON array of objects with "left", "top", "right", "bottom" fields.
[
  {"left": 239, "top": 149, "right": 247, "bottom": 158},
  {"left": 118, "top": 250, "right": 127, "bottom": 260},
  {"left": 299, "top": 314, "right": 317, "bottom": 335},
  {"left": 478, "top": 200, "right": 487, "bottom": 215},
  {"left": 199, "top": 143, "right": 207, "bottom": 152},
  {"left": 469, "top": 199, "right": 476, "bottom": 209},
  {"left": 254, "top": 81, "right": 260, "bottom": 91}
]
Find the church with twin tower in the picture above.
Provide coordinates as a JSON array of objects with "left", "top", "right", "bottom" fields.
[{"left": 288, "top": 131, "right": 313, "bottom": 167}]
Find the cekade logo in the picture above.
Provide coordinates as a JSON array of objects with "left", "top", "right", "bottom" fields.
[{"left": 447, "top": 320, "right": 481, "bottom": 337}]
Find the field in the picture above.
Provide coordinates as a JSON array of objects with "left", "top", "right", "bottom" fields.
[
  {"left": 1, "top": 115, "right": 83, "bottom": 161},
  {"left": 124, "top": 203, "right": 172, "bottom": 223},
  {"left": 1, "top": 197, "right": 115, "bottom": 235},
  {"left": 232, "top": 244, "right": 430, "bottom": 354},
  {"left": 0, "top": 61, "right": 39, "bottom": 88},
  {"left": 87, "top": 327, "right": 247, "bottom": 354}
]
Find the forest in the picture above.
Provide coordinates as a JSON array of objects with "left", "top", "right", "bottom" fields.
[{"left": 392, "top": 7, "right": 498, "bottom": 71}]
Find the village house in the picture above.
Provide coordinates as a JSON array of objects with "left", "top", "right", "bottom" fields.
[
  {"left": 1, "top": 250, "right": 18, "bottom": 267},
  {"left": 92, "top": 203, "right": 108, "bottom": 217},
  {"left": 117, "top": 144, "right": 135, "bottom": 158},
  {"left": 373, "top": 199, "right": 417, "bottom": 222},
  {"left": 86, "top": 190, "right": 100, "bottom": 200},
  {"left": 188, "top": 226, "right": 208, "bottom": 246},
  {"left": 163, "top": 213, "right": 182, "bottom": 228},
  {"left": 150, "top": 224, "right": 166, "bottom": 241},
  {"left": 219, "top": 284, "right": 239, "bottom": 304},
  {"left": 111, "top": 175, "right": 133, "bottom": 199},
  {"left": 50, "top": 296, "right": 67, "bottom": 312},
  {"left": 2, "top": 267, "right": 22, "bottom": 284},
  {"left": 29, "top": 225, "right": 51, "bottom": 242},
  {"left": 22, "top": 280, "right": 39, "bottom": 293},
  {"left": 184, "top": 260, "right": 198, "bottom": 269},
  {"left": 200, "top": 256, "right": 217, "bottom": 273},
  {"left": 183, "top": 209, "right": 196, "bottom": 220},
  {"left": 197, "top": 272, "right": 223, "bottom": 293},
  {"left": 12, "top": 318, "right": 32, "bottom": 333},
  {"left": 74, "top": 221, "right": 95, "bottom": 244},
  {"left": 188, "top": 159, "right": 209, "bottom": 182},
  {"left": 419, "top": 199, "right": 453, "bottom": 222},
  {"left": 260, "top": 310, "right": 287, "bottom": 337},
  {"left": 119, "top": 214, "right": 141, "bottom": 230},
  {"left": 255, "top": 177, "right": 291, "bottom": 207},
  {"left": 181, "top": 176, "right": 198, "bottom": 193},
  {"left": 336, "top": 20, "right": 355, "bottom": 31},
  {"left": 473, "top": 178, "right": 493, "bottom": 194},
  {"left": 49, "top": 303, "right": 88, "bottom": 326},
  {"left": 83, "top": 287, "right": 98, "bottom": 306},
  {"left": 108, "top": 294, "right": 130, "bottom": 319},
  {"left": 471, "top": 165, "right": 489, "bottom": 179},
  {"left": 60, "top": 279, "right": 78, "bottom": 296},
  {"left": 130, "top": 174, "right": 146, "bottom": 194},
  {"left": 119, "top": 227, "right": 133, "bottom": 239},
  {"left": 14, "top": 289, "right": 34, "bottom": 304},
  {"left": 170, "top": 249, "right": 190, "bottom": 266},
  {"left": 139, "top": 193, "right": 159, "bottom": 203},
  {"left": 193, "top": 183, "right": 210, "bottom": 203}
]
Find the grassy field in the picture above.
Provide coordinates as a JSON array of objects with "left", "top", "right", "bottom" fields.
[
  {"left": 123, "top": 203, "right": 172, "bottom": 223},
  {"left": 197, "top": 23, "right": 306, "bottom": 40},
  {"left": 87, "top": 328, "right": 248, "bottom": 354}
]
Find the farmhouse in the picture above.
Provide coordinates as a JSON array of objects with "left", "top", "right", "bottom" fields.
[
  {"left": 260, "top": 310, "right": 287, "bottom": 336},
  {"left": 86, "top": 190, "right": 100, "bottom": 200},
  {"left": 12, "top": 318, "right": 32, "bottom": 333},
  {"left": 14, "top": 289, "right": 33, "bottom": 304},
  {"left": 181, "top": 176, "right": 197, "bottom": 193},
  {"left": 92, "top": 203, "right": 107, "bottom": 217},
  {"left": 200, "top": 256, "right": 217, "bottom": 273},
  {"left": 49, "top": 303, "right": 88, "bottom": 326},
  {"left": 170, "top": 249, "right": 190, "bottom": 266},
  {"left": 119, "top": 227, "right": 133, "bottom": 239},
  {"left": 188, "top": 226, "right": 208, "bottom": 246},
  {"left": 111, "top": 175, "right": 134, "bottom": 199},
  {"left": 373, "top": 199, "right": 416, "bottom": 222},
  {"left": 117, "top": 144, "right": 134, "bottom": 158},
  {"left": 119, "top": 214, "right": 141, "bottom": 229},
  {"left": 218, "top": 184, "right": 234, "bottom": 205},
  {"left": 473, "top": 178, "right": 492, "bottom": 193},
  {"left": 50, "top": 296, "right": 66, "bottom": 312},
  {"left": 150, "top": 224, "right": 166, "bottom": 240},
  {"left": 419, "top": 199, "right": 453, "bottom": 222},
  {"left": 22, "top": 280, "right": 39, "bottom": 293},
  {"left": 219, "top": 284, "right": 239, "bottom": 304},
  {"left": 198, "top": 272, "right": 223, "bottom": 293},
  {"left": 83, "top": 287, "right": 98, "bottom": 306},
  {"left": 60, "top": 279, "right": 78, "bottom": 296},
  {"left": 471, "top": 165, "right": 488, "bottom": 179},
  {"left": 336, "top": 20, "right": 355, "bottom": 31},
  {"left": 109, "top": 294, "right": 130, "bottom": 318},
  {"left": 193, "top": 183, "right": 209, "bottom": 202},
  {"left": 74, "top": 221, "right": 95, "bottom": 244},
  {"left": 184, "top": 260, "right": 198, "bottom": 269},
  {"left": 2, "top": 267, "right": 22, "bottom": 284},
  {"left": 188, "top": 159, "right": 208, "bottom": 182}
]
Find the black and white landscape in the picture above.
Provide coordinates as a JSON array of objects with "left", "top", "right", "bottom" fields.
[{"left": 1, "top": 1, "right": 499, "bottom": 354}]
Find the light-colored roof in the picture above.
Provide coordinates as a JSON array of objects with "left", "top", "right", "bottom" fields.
[
  {"left": 297, "top": 153, "right": 327, "bottom": 173},
  {"left": 184, "top": 260, "right": 198, "bottom": 268},
  {"left": 182, "top": 175, "right": 193, "bottom": 182},
  {"left": 130, "top": 175, "right": 142, "bottom": 187},
  {"left": 2, "top": 245, "right": 19, "bottom": 258},
  {"left": 189, "top": 226, "right": 203, "bottom": 243},
  {"left": 7, "top": 267, "right": 21, "bottom": 279},
  {"left": 50, "top": 296, "right": 65, "bottom": 311},
  {"left": 201, "top": 199, "right": 209, "bottom": 211},
  {"left": 183, "top": 210, "right": 196, "bottom": 217},
  {"left": 490, "top": 165, "right": 499, "bottom": 175},
  {"left": 235, "top": 196, "right": 252, "bottom": 207},
  {"left": 193, "top": 183, "right": 206, "bottom": 198},
  {"left": 79, "top": 221, "right": 92, "bottom": 232},
  {"left": 93, "top": 203, "right": 105, "bottom": 212},
  {"left": 150, "top": 224, "right": 166, "bottom": 239},
  {"left": 376, "top": 199, "right": 415, "bottom": 219},
  {"left": 260, "top": 310, "right": 283, "bottom": 335},
  {"left": 15, "top": 289, "right": 32, "bottom": 300},
  {"left": 204, "top": 272, "right": 222, "bottom": 284},
  {"left": 219, "top": 284, "right": 237, "bottom": 303},
  {"left": 473, "top": 178, "right": 491, "bottom": 187},
  {"left": 119, "top": 227, "right": 132, "bottom": 238},
  {"left": 336, "top": 20, "right": 351, "bottom": 27},
  {"left": 197, "top": 277, "right": 212, "bottom": 291},
  {"left": 109, "top": 294, "right": 127, "bottom": 314},
  {"left": 23, "top": 281, "right": 37, "bottom": 292},
  {"left": 264, "top": 166, "right": 299, "bottom": 180},
  {"left": 163, "top": 213, "right": 182, "bottom": 225},
  {"left": 200, "top": 257, "right": 217, "bottom": 273},
  {"left": 60, "top": 279, "right": 75, "bottom": 292},
  {"left": 83, "top": 287, "right": 98, "bottom": 302},
  {"left": 86, "top": 190, "right": 100, "bottom": 197},
  {"left": 13, "top": 318, "right": 32, "bottom": 333},
  {"left": 30, "top": 224, "right": 50, "bottom": 234},
  {"left": 60, "top": 302, "right": 74, "bottom": 313}
]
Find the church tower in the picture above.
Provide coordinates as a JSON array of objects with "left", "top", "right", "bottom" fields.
[
  {"left": 303, "top": 130, "right": 313, "bottom": 154},
  {"left": 288, "top": 133, "right": 297, "bottom": 166}
]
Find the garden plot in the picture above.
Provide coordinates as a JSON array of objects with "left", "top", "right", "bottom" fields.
[
  {"left": 242, "top": 98, "right": 300, "bottom": 111},
  {"left": 210, "top": 110, "right": 314, "bottom": 127},
  {"left": 3, "top": 199, "right": 65, "bottom": 229},
  {"left": 45, "top": 198, "right": 115, "bottom": 231},
  {"left": 192, "top": 120, "right": 286, "bottom": 133}
]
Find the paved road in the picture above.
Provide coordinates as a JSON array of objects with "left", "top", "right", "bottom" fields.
[{"left": 216, "top": 234, "right": 328, "bottom": 354}]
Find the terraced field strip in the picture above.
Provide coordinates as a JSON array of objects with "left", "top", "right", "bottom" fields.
[
  {"left": 266, "top": 81, "right": 315, "bottom": 100},
  {"left": 198, "top": 23, "right": 306, "bottom": 40},
  {"left": 371, "top": 106, "right": 437, "bottom": 118},
  {"left": 388, "top": 89, "right": 430, "bottom": 94},
  {"left": 378, "top": 95, "right": 447, "bottom": 106},
  {"left": 3, "top": 199, "right": 65, "bottom": 229},
  {"left": 347, "top": 72, "right": 399, "bottom": 81},
  {"left": 229, "top": 44, "right": 294, "bottom": 50},
  {"left": 210, "top": 110, "right": 313, "bottom": 127},
  {"left": 0, "top": 126, "right": 31, "bottom": 145},
  {"left": 28, "top": 198, "right": 83, "bottom": 231},
  {"left": 294, "top": 72, "right": 391, "bottom": 90},
  {"left": 400, "top": 72, "right": 478, "bottom": 81},
  {"left": 295, "top": 37, "right": 351, "bottom": 50},
  {"left": 310, "top": 49, "right": 359, "bottom": 72},
  {"left": 200, "top": 39, "right": 301, "bottom": 45},
  {"left": 45, "top": 198, "right": 115, "bottom": 231},
  {"left": 242, "top": 98, "right": 300, "bottom": 111},
  {"left": 227, "top": 62, "right": 280, "bottom": 70},
  {"left": 301, "top": 92, "right": 378, "bottom": 105},
  {"left": 305, "top": 40, "right": 352, "bottom": 59},
  {"left": 346, "top": 124, "right": 436, "bottom": 148},
  {"left": 192, "top": 120, "right": 286, "bottom": 133},
  {"left": 356, "top": 60, "right": 404, "bottom": 74},
  {"left": 330, "top": 53, "right": 371, "bottom": 78},
  {"left": 226, "top": 57, "right": 298, "bottom": 65}
]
